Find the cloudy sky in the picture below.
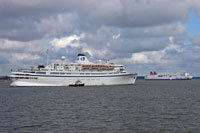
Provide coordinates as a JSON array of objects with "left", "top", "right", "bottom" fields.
[{"left": 1, "top": 0, "right": 200, "bottom": 76}]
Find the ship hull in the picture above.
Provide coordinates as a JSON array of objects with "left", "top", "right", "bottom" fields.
[{"left": 10, "top": 73, "right": 137, "bottom": 87}]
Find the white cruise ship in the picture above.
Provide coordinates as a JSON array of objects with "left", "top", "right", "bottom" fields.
[
  {"left": 145, "top": 72, "right": 192, "bottom": 80},
  {"left": 10, "top": 53, "right": 137, "bottom": 86}
]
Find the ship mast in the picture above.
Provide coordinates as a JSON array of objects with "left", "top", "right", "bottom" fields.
[{"left": 46, "top": 49, "right": 49, "bottom": 65}]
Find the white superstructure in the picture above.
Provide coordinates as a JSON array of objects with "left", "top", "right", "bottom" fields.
[
  {"left": 10, "top": 53, "right": 137, "bottom": 86},
  {"left": 145, "top": 72, "right": 192, "bottom": 80}
]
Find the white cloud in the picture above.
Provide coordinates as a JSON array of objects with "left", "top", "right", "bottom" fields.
[
  {"left": 129, "top": 53, "right": 152, "bottom": 64},
  {"left": 50, "top": 33, "right": 111, "bottom": 59},
  {"left": 50, "top": 34, "right": 85, "bottom": 49},
  {"left": 80, "top": 47, "right": 93, "bottom": 56},
  {"left": 112, "top": 33, "right": 120, "bottom": 40},
  {"left": 0, "top": 39, "right": 24, "bottom": 50},
  {"left": 0, "top": 39, "right": 44, "bottom": 52},
  {"left": 34, "top": 14, "right": 79, "bottom": 38},
  {"left": 191, "top": 35, "right": 200, "bottom": 46},
  {"left": 121, "top": 22, "right": 186, "bottom": 38},
  {"left": 120, "top": 36, "right": 184, "bottom": 65},
  {"left": 10, "top": 53, "right": 40, "bottom": 63}
]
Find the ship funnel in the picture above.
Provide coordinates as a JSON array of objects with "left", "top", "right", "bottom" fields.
[{"left": 76, "top": 53, "right": 91, "bottom": 64}]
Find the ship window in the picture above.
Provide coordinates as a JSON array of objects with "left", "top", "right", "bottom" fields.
[
  {"left": 36, "top": 72, "right": 46, "bottom": 74},
  {"left": 29, "top": 77, "right": 38, "bottom": 79},
  {"left": 83, "top": 68, "right": 90, "bottom": 70},
  {"left": 92, "top": 73, "right": 99, "bottom": 75},
  {"left": 50, "top": 72, "right": 59, "bottom": 74},
  {"left": 30, "top": 72, "right": 35, "bottom": 73},
  {"left": 60, "top": 73, "right": 65, "bottom": 75}
]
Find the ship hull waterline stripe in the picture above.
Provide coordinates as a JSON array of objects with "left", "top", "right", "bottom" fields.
[{"left": 11, "top": 74, "right": 137, "bottom": 78}]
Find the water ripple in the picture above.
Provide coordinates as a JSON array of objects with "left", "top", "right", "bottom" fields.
[{"left": 0, "top": 80, "right": 200, "bottom": 132}]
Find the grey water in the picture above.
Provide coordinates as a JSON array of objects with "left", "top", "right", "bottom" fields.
[{"left": 0, "top": 80, "right": 200, "bottom": 133}]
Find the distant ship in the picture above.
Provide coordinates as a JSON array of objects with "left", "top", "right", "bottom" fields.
[
  {"left": 10, "top": 53, "right": 137, "bottom": 86},
  {"left": 145, "top": 72, "right": 192, "bottom": 80}
]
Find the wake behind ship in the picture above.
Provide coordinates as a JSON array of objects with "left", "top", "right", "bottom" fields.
[{"left": 10, "top": 54, "right": 137, "bottom": 86}]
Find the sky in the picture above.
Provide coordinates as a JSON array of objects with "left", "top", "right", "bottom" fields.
[{"left": 1, "top": 0, "right": 200, "bottom": 76}]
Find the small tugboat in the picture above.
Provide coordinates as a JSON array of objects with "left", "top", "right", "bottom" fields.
[{"left": 69, "top": 80, "right": 85, "bottom": 86}]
